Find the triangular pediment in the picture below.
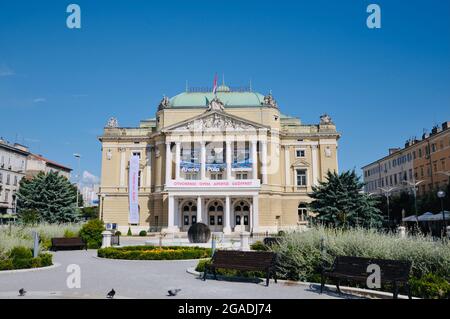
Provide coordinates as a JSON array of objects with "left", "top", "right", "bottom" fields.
[
  {"left": 162, "top": 110, "right": 268, "bottom": 132},
  {"left": 292, "top": 159, "right": 310, "bottom": 168}
]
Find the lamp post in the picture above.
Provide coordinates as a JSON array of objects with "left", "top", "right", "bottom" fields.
[
  {"left": 379, "top": 186, "right": 397, "bottom": 227},
  {"left": 73, "top": 153, "right": 81, "bottom": 208},
  {"left": 437, "top": 190, "right": 446, "bottom": 237},
  {"left": 403, "top": 180, "right": 424, "bottom": 225}
]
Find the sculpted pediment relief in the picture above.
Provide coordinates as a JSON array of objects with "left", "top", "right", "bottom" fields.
[
  {"left": 292, "top": 159, "right": 310, "bottom": 167},
  {"left": 165, "top": 112, "right": 262, "bottom": 132}
]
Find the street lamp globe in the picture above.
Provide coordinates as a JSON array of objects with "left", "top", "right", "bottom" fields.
[{"left": 437, "top": 190, "right": 446, "bottom": 199}]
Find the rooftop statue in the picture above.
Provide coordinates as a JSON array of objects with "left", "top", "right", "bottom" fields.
[
  {"left": 320, "top": 114, "right": 333, "bottom": 125},
  {"left": 207, "top": 97, "right": 225, "bottom": 111},
  {"left": 106, "top": 117, "right": 119, "bottom": 128},
  {"left": 263, "top": 92, "right": 278, "bottom": 108},
  {"left": 158, "top": 95, "right": 170, "bottom": 110}
]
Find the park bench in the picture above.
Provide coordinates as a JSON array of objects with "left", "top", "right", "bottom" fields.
[
  {"left": 203, "top": 250, "right": 278, "bottom": 286},
  {"left": 321, "top": 256, "right": 412, "bottom": 299},
  {"left": 51, "top": 237, "right": 87, "bottom": 251}
]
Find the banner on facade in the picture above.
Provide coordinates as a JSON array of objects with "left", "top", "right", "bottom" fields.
[
  {"left": 128, "top": 155, "right": 140, "bottom": 224},
  {"left": 231, "top": 159, "right": 252, "bottom": 171}
]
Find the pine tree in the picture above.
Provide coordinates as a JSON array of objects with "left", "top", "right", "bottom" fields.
[
  {"left": 308, "top": 170, "right": 383, "bottom": 228},
  {"left": 16, "top": 171, "right": 80, "bottom": 223}
]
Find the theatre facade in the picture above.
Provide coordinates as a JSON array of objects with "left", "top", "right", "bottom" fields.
[{"left": 98, "top": 85, "right": 340, "bottom": 234}]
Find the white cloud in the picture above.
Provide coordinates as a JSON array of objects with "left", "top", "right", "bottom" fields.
[
  {"left": 0, "top": 65, "right": 14, "bottom": 77},
  {"left": 81, "top": 170, "right": 99, "bottom": 185},
  {"left": 33, "top": 98, "right": 46, "bottom": 103}
]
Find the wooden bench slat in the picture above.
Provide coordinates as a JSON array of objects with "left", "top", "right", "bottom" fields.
[
  {"left": 321, "top": 255, "right": 412, "bottom": 299},
  {"left": 203, "top": 250, "right": 278, "bottom": 286}
]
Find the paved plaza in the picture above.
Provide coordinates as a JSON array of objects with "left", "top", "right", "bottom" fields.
[{"left": 0, "top": 249, "right": 347, "bottom": 299}]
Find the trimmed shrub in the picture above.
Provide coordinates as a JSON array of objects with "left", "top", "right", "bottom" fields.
[
  {"left": 127, "top": 227, "right": 132, "bottom": 236},
  {"left": 410, "top": 274, "right": 450, "bottom": 299},
  {"left": 0, "top": 259, "right": 14, "bottom": 270},
  {"left": 64, "top": 229, "right": 77, "bottom": 238},
  {"left": 139, "top": 230, "right": 147, "bottom": 237},
  {"left": 250, "top": 241, "right": 267, "bottom": 251},
  {"left": 98, "top": 246, "right": 211, "bottom": 260},
  {"left": 79, "top": 219, "right": 104, "bottom": 249},
  {"left": 0, "top": 252, "right": 52, "bottom": 271},
  {"left": 39, "top": 253, "right": 53, "bottom": 267},
  {"left": 9, "top": 246, "right": 32, "bottom": 260}
]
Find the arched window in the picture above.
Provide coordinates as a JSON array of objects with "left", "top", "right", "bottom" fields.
[{"left": 298, "top": 203, "right": 307, "bottom": 222}]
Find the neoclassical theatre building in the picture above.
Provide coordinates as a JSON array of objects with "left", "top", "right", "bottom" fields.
[{"left": 98, "top": 85, "right": 340, "bottom": 234}]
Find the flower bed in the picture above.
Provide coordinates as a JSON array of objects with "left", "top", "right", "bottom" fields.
[{"left": 97, "top": 246, "right": 212, "bottom": 260}]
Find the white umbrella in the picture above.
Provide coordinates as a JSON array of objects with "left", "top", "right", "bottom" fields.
[
  {"left": 429, "top": 211, "right": 450, "bottom": 221},
  {"left": 402, "top": 215, "right": 419, "bottom": 222},
  {"left": 417, "top": 212, "right": 435, "bottom": 222}
]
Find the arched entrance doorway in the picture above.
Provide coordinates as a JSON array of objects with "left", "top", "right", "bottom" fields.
[
  {"left": 207, "top": 200, "right": 224, "bottom": 232},
  {"left": 180, "top": 200, "right": 197, "bottom": 231},
  {"left": 233, "top": 200, "right": 250, "bottom": 232}
]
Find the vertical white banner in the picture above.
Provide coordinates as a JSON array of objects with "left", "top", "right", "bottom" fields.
[{"left": 129, "top": 155, "right": 140, "bottom": 224}]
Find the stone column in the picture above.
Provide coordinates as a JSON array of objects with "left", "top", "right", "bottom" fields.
[
  {"left": 175, "top": 142, "right": 181, "bottom": 180},
  {"left": 120, "top": 149, "right": 126, "bottom": 187},
  {"left": 165, "top": 142, "right": 172, "bottom": 184},
  {"left": 252, "top": 194, "right": 259, "bottom": 233},
  {"left": 261, "top": 141, "right": 268, "bottom": 184},
  {"left": 251, "top": 140, "right": 258, "bottom": 180},
  {"left": 145, "top": 146, "right": 152, "bottom": 188},
  {"left": 226, "top": 140, "right": 232, "bottom": 180},
  {"left": 101, "top": 231, "right": 112, "bottom": 248},
  {"left": 223, "top": 196, "right": 231, "bottom": 234},
  {"left": 240, "top": 231, "right": 250, "bottom": 251},
  {"left": 312, "top": 144, "right": 319, "bottom": 186},
  {"left": 168, "top": 195, "right": 175, "bottom": 230},
  {"left": 200, "top": 141, "right": 206, "bottom": 180},
  {"left": 285, "top": 146, "right": 290, "bottom": 188},
  {"left": 197, "top": 196, "right": 203, "bottom": 223}
]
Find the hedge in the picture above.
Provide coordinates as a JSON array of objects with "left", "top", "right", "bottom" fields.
[
  {"left": 97, "top": 246, "right": 212, "bottom": 260},
  {"left": 0, "top": 247, "right": 53, "bottom": 271}
]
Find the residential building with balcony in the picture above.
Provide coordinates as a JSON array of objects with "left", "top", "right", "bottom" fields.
[
  {"left": 362, "top": 121, "right": 450, "bottom": 196},
  {"left": 0, "top": 139, "right": 29, "bottom": 215}
]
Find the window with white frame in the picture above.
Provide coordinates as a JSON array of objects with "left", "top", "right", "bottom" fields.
[
  {"left": 296, "top": 169, "right": 307, "bottom": 186},
  {"left": 210, "top": 173, "right": 223, "bottom": 180},
  {"left": 185, "top": 173, "right": 199, "bottom": 180},
  {"left": 235, "top": 172, "right": 248, "bottom": 180},
  {"left": 298, "top": 203, "right": 308, "bottom": 222},
  {"left": 295, "top": 149, "right": 306, "bottom": 158}
]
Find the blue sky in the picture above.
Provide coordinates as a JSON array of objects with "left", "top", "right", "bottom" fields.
[{"left": 1, "top": 0, "right": 449, "bottom": 181}]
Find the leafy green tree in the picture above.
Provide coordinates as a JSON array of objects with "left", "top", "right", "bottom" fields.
[
  {"left": 16, "top": 172, "right": 80, "bottom": 223},
  {"left": 80, "top": 206, "right": 99, "bottom": 220},
  {"left": 308, "top": 170, "right": 383, "bottom": 228}
]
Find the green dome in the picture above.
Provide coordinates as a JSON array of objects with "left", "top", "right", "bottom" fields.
[{"left": 169, "top": 91, "right": 265, "bottom": 108}]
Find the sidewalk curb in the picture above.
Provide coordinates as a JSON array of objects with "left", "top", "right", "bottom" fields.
[
  {"left": 0, "top": 263, "right": 61, "bottom": 275},
  {"left": 186, "top": 267, "right": 418, "bottom": 300}
]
